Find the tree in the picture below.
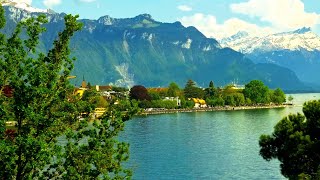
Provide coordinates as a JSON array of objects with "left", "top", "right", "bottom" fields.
[
  {"left": 270, "top": 88, "right": 286, "bottom": 105},
  {"left": 205, "top": 80, "right": 217, "bottom": 98},
  {"left": 224, "top": 95, "right": 235, "bottom": 106},
  {"left": 206, "top": 97, "right": 225, "bottom": 107},
  {"left": 288, "top": 95, "right": 294, "bottom": 103},
  {"left": 233, "top": 93, "right": 245, "bottom": 106},
  {"left": 209, "top": 80, "right": 214, "bottom": 88},
  {"left": 259, "top": 100, "right": 320, "bottom": 179},
  {"left": 184, "top": 79, "right": 204, "bottom": 99},
  {"left": 243, "top": 80, "right": 270, "bottom": 104},
  {"left": 148, "top": 91, "right": 161, "bottom": 100},
  {"left": 167, "top": 82, "right": 180, "bottom": 97},
  {"left": 130, "top": 85, "right": 150, "bottom": 101},
  {"left": 0, "top": 8, "right": 131, "bottom": 179}
]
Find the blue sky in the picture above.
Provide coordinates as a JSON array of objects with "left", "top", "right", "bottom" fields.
[{"left": 25, "top": 0, "right": 320, "bottom": 39}]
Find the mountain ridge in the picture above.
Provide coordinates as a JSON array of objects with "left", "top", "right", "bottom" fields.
[
  {"left": 220, "top": 27, "right": 320, "bottom": 53},
  {"left": 0, "top": 5, "right": 309, "bottom": 91},
  {"left": 221, "top": 28, "right": 320, "bottom": 86}
]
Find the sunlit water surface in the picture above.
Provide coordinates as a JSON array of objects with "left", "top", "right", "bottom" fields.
[{"left": 119, "top": 93, "right": 320, "bottom": 179}]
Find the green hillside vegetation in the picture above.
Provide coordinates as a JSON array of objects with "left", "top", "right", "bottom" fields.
[{"left": 1, "top": 7, "right": 307, "bottom": 91}]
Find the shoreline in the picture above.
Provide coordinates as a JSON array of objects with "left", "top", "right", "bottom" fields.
[{"left": 138, "top": 105, "right": 292, "bottom": 116}]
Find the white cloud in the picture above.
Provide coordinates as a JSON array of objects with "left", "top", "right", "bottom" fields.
[
  {"left": 230, "top": 0, "right": 320, "bottom": 31},
  {"left": 11, "top": 0, "right": 32, "bottom": 5},
  {"left": 43, "top": 0, "right": 61, "bottom": 8},
  {"left": 179, "top": 13, "right": 217, "bottom": 37},
  {"left": 177, "top": 5, "right": 192, "bottom": 12},
  {"left": 179, "top": 13, "right": 274, "bottom": 40}
]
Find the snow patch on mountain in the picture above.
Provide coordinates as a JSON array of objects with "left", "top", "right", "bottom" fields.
[
  {"left": 182, "top": 38, "right": 192, "bottom": 49},
  {"left": 98, "top": 15, "right": 114, "bottom": 25},
  {"left": 2, "top": 0, "right": 50, "bottom": 13},
  {"left": 220, "top": 27, "right": 320, "bottom": 53},
  {"left": 203, "top": 45, "right": 212, "bottom": 51}
]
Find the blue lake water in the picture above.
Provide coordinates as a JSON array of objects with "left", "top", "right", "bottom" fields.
[{"left": 119, "top": 93, "right": 320, "bottom": 179}]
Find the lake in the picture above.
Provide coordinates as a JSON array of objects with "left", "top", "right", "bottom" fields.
[{"left": 119, "top": 93, "right": 320, "bottom": 179}]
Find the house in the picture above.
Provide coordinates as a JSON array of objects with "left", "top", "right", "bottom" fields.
[
  {"left": 96, "top": 85, "right": 128, "bottom": 100},
  {"left": 95, "top": 85, "right": 112, "bottom": 97},
  {"left": 164, "top": 96, "right": 181, "bottom": 106},
  {"left": 74, "top": 78, "right": 88, "bottom": 97},
  {"left": 192, "top": 98, "right": 207, "bottom": 108}
]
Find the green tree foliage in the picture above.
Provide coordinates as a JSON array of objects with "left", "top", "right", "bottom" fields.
[
  {"left": 167, "top": 82, "right": 180, "bottom": 97},
  {"left": 185, "top": 100, "right": 195, "bottom": 108},
  {"left": 205, "top": 80, "right": 217, "bottom": 98},
  {"left": 206, "top": 97, "right": 225, "bottom": 107},
  {"left": 245, "top": 98, "right": 252, "bottom": 105},
  {"left": 243, "top": 80, "right": 270, "bottom": 104},
  {"left": 0, "top": 9, "right": 131, "bottom": 179},
  {"left": 112, "top": 86, "right": 128, "bottom": 92},
  {"left": 209, "top": 80, "right": 214, "bottom": 88},
  {"left": 233, "top": 93, "right": 245, "bottom": 106},
  {"left": 138, "top": 99, "right": 178, "bottom": 109},
  {"left": 138, "top": 100, "right": 152, "bottom": 109},
  {"left": 129, "top": 85, "right": 150, "bottom": 101},
  {"left": 259, "top": 100, "right": 320, "bottom": 179},
  {"left": 184, "top": 79, "right": 204, "bottom": 99},
  {"left": 270, "top": 88, "right": 286, "bottom": 105},
  {"left": 224, "top": 95, "right": 236, "bottom": 106},
  {"left": 148, "top": 91, "right": 161, "bottom": 100},
  {"left": 114, "top": 99, "right": 134, "bottom": 111},
  {"left": 288, "top": 95, "right": 294, "bottom": 103}
]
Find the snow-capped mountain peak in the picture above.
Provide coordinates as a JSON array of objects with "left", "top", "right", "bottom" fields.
[
  {"left": 2, "top": 0, "right": 50, "bottom": 13},
  {"left": 220, "top": 27, "right": 320, "bottom": 53},
  {"left": 220, "top": 31, "right": 249, "bottom": 45}
]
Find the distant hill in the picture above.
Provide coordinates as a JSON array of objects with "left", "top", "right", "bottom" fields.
[{"left": 1, "top": 5, "right": 309, "bottom": 91}]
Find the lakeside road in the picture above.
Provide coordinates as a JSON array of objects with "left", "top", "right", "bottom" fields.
[{"left": 138, "top": 105, "right": 292, "bottom": 115}]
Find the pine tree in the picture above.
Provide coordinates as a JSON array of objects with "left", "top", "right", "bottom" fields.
[{"left": 259, "top": 100, "right": 320, "bottom": 178}]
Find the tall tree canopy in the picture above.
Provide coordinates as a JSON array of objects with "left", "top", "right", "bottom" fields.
[
  {"left": 167, "top": 82, "right": 180, "bottom": 97},
  {"left": 0, "top": 7, "right": 131, "bottom": 179},
  {"left": 259, "top": 100, "right": 320, "bottom": 179},
  {"left": 184, "top": 79, "right": 204, "bottom": 99},
  {"left": 209, "top": 80, "right": 214, "bottom": 88},
  {"left": 129, "top": 85, "right": 150, "bottom": 101},
  {"left": 243, "top": 80, "right": 269, "bottom": 104},
  {"left": 205, "top": 80, "right": 217, "bottom": 98},
  {"left": 270, "top": 88, "right": 286, "bottom": 105}
]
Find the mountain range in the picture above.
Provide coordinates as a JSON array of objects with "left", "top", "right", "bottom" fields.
[
  {"left": 221, "top": 27, "right": 320, "bottom": 88},
  {"left": 0, "top": 3, "right": 311, "bottom": 91}
]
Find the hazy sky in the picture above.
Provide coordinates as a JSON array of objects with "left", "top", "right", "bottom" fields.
[{"left": 22, "top": 0, "right": 320, "bottom": 39}]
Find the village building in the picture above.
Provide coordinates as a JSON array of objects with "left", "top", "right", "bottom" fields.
[
  {"left": 164, "top": 96, "right": 181, "bottom": 106},
  {"left": 192, "top": 98, "right": 207, "bottom": 108}
]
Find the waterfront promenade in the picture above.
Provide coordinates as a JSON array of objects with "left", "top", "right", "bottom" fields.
[{"left": 139, "top": 104, "right": 291, "bottom": 115}]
